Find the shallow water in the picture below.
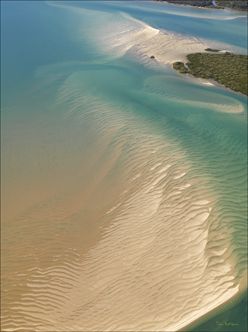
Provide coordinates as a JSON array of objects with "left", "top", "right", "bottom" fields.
[{"left": 1, "top": 1, "right": 247, "bottom": 331}]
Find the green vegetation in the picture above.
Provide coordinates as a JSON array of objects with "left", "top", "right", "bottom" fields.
[
  {"left": 156, "top": 0, "right": 213, "bottom": 7},
  {"left": 173, "top": 52, "right": 248, "bottom": 95},
  {"left": 156, "top": 0, "right": 248, "bottom": 11},
  {"left": 217, "top": 0, "right": 248, "bottom": 10},
  {"left": 173, "top": 61, "right": 189, "bottom": 73}
]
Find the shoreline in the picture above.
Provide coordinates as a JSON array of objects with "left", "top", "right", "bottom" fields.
[
  {"left": 125, "top": 28, "right": 246, "bottom": 101},
  {"left": 172, "top": 52, "right": 248, "bottom": 96},
  {"left": 174, "top": 64, "right": 247, "bottom": 100},
  {"left": 2, "top": 1, "right": 247, "bottom": 331},
  {"left": 182, "top": 284, "right": 247, "bottom": 331},
  {"left": 155, "top": 0, "right": 248, "bottom": 12}
]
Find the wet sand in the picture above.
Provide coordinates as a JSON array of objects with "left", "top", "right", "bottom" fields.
[
  {"left": 2, "top": 85, "right": 243, "bottom": 330},
  {"left": 2, "top": 1, "right": 247, "bottom": 331}
]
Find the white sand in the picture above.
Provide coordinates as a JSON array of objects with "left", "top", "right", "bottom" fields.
[
  {"left": 97, "top": 13, "right": 207, "bottom": 65},
  {"left": 130, "top": 29, "right": 207, "bottom": 65}
]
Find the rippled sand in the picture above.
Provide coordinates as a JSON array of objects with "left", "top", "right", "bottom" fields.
[
  {"left": 2, "top": 68, "right": 244, "bottom": 331},
  {"left": 2, "top": 2, "right": 247, "bottom": 331}
]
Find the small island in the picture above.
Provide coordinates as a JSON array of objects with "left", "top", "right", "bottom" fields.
[{"left": 173, "top": 52, "right": 248, "bottom": 95}]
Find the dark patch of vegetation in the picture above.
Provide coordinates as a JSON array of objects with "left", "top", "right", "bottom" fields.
[
  {"left": 155, "top": 0, "right": 248, "bottom": 11},
  {"left": 217, "top": 0, "right": 248, "bottom": 11},
  {"left": 173, "top": 52, "right": 248, "bottom": 95},
  {"left": 150, "top": 55, "right": 155, "bottom": 59},
  {"left": 155, "top": 0, "right": 213, "bottom": 7},
  {"left": 173, "top": 61, "right": 189, "bottom": 73},
  {"left": 205, "top": 48, "right": 220, "bottom": 52}
]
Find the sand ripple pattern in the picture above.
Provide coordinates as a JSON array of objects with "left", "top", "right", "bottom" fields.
[{"left": 2, "top": 70, "right": 243, "bottom": 331}]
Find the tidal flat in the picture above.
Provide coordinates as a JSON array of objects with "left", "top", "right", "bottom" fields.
[{"left": 1, "top": 1, "right": 247, "bottom": 331}]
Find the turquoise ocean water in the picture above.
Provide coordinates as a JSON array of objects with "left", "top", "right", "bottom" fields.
[{"left": 1, "top": 1, "right": 247, "bottom": 331}]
